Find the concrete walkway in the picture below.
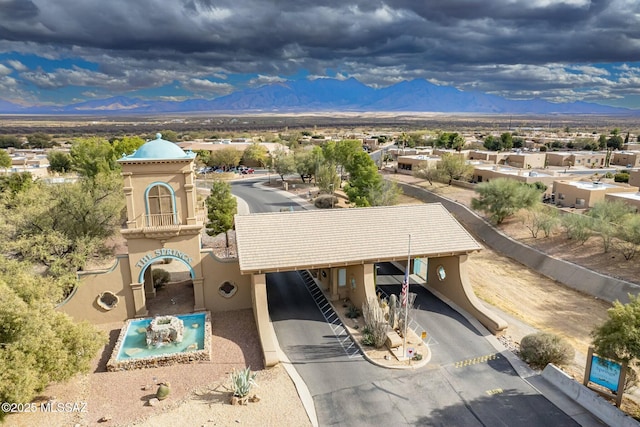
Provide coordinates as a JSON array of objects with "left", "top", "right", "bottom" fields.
[{"left": 390, "top": 178, "right": 640, "bottom": 304}]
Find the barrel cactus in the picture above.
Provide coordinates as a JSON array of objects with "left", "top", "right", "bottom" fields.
[{"left": 156, "top": 382, "right": 171, "bottom": 400}]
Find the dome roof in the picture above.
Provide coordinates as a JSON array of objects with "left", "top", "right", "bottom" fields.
[{"left": 122, "top": 133, "right": 195, "bottom": 160}]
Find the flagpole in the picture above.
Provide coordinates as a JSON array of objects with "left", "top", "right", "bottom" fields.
[{"left": 403, "top": 234, "right": 411, "bottom": 359}]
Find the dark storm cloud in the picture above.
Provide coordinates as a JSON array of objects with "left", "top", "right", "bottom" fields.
[{"left": 1, "top": 0, "right": 640, "bottom": 103}]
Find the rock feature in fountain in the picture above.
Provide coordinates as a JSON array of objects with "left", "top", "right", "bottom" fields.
[{"left": 146, "top": 315, "right": 184, "bottom": 347}]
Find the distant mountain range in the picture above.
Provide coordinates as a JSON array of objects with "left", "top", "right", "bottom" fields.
[{"left": 0, "top": 78, "right": 634, "bottom": 115}]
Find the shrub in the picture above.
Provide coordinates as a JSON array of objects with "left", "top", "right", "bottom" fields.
[
  {"left": 152, "top": 269, "right": 171, "bottom": 289},
  {"left": 314, "top": 194, "right": 338, "bottom": 209},
  {"left": 614, "top": 172, "right": 630, "bottom": 183},
  {"left": 230, "top": 367, "right": 257, "bottom": 398},
  {"left": 346, "top": 305, "right": 361, "bottom": 319},
  {"left": 362, "top": 298, "right": 388, "bottom": 349},
  {"left": 361, "top": 325, "right": 375, "bottom": 346},
  {"left": 519, "top": 332, "right": 575, "bottom": 369}
]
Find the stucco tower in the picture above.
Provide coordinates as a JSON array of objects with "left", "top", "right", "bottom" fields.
[{"left": 117, "top": 133, "right": 207, "bottom": 317}]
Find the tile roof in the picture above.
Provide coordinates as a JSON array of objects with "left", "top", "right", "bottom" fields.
[{"left": 235, "top": 203, "right": 482, "bottom": 274}]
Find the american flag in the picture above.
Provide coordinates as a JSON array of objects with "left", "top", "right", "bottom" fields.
[{"left": 400, "top": 268, "right": 409, "bottom": 307}]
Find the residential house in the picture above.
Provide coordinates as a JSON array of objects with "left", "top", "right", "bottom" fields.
[{"left": 553, "top": 180, "right": 639, "bottom": 208}]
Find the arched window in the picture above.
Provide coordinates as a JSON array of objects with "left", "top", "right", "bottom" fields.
[{"left": 145, "top": 183, "right": 177, "bottom": 226}]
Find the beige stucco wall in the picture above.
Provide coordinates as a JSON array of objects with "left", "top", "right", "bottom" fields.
[
  {"left": 605, "top": 193, "right": 640, "bottom": 212},
  {"left": 612, "top": 152, "right": 640, "bottom": 167},
  {"left": 200, "top": 251, "right": 252, "bottom": 312},
  {"left": 251, "top": 273, "right": 279, "bottom": 367},
  {"left": 312, "top": 264, "right": 376, "bottom": 310},
  {"left": 506, "top": 153, "right": 546, "bottom": 169},
  {"left": 629, "top": 170, "right": 640, "bottom": 188},
  {"left": 127, "top": 234, "right": 203, "bottom": 285},
  {"left": 554, "top": 181, "right": 640, "bottom": 208},
  {"left": 468, "top": 151, "right": 510, "bottom": 165},
  {"left": 425, "top": 255, "right": 507, "bottom": 334},
  {"left": 59, "top": 255, "right": 136, "bottom": 323}
]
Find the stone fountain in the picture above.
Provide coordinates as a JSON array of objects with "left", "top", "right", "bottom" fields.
[{"left": 146, "top": 315, "right": 184, "bottom": 347}]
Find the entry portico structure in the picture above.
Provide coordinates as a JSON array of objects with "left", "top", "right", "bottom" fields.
[
  {"left": 59, "top": 133, "right": 506, "bottom": 368},
  {"left": 235, "top": 204, "right": 507, "bottom": 366}
]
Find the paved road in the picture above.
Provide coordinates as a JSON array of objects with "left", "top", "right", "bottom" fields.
[
  {"left": 268, "top": 267, "right": 578, "bottom": 426},
  {"left": 230, "top": 177, "right": 307, "bottom": 213},
  {"left": 229, "top": 180, "right": 580, "bottom": 426}
]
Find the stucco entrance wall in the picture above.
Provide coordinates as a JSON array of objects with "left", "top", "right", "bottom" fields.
[
  {"left": 59, "top": 255, "right": 136, "bottom": 323},
  {"left": 127, "top": 235, "right": 202, "bottom": 285},
  {"left": 425, "top": 254, "right": 507, "bottom": 334},
  {"left": 200, "top": 251, "right": 252, "bottom": 312}
]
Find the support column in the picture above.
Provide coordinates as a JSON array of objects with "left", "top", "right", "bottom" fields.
[
  {"left": 251, "top": 274, "right": 279, "bottom": 367},
  {"left": 144, "top": 267, "right": 156, "bottom": 299},
  {"left": 426, "top": 255, "right": 507, "bottom": 334},
  {"left": 193, "top": 278, "right": 205, "bottom": 311},
  {"left": 330, "top": 268, "right": 339, "bottom": 301},
  {"left": 184, "top": 171, "right": 197, "bottom": 225},
  {"left": 130, "top": 282, "right": 148, "bottom": 318}
]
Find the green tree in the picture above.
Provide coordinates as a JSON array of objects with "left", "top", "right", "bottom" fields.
[
  {"left": 483, "top": 135, "right": 499, "bottom": 151},
  {"left": 471, "top": 178, "right": 542, "bottom": 224},
  {"left": 598, "top": 134, "right": 607, "bottom": 150},
  {"left": 0, "top": 172, "right": 33, "bottom": 198},
  {"left": 343, "top": 151, "right": 382, "bottom": 207},
  {"left": 519, "top": 204, "right": 559, "bottom": 238},
  {"left": 194, "top": 150, "right": 211, "bottom": 168},
  {"left": 0, "top": 259, "right": 106, "bottom": 421},
  {"left": 26, "top": 132, "right": 55, "bottom": 149},
  {"left": 210, "top": 147, "right": 242, "bottom": 170},
  {"left": 367, "top": 179, "right": 401, "bottom": 207},
  {"left": 158, "top": 130, "right": 178, "bottom": 142},
  {"left": 70, "top": 137, "right": 118, "bottom": 178},
  {"left": 412, "top": 161, "right": 437, "bottom": 185},
  {"left": 316, "top": 163, "right": 340, "bottom": 194},
  {"left": 617, "top": 215, "right": 640, "bottom": 260},
  {"left": 0, "top": 149, "right": 10, "bottom": 169},
  {"left": 450, "top": 134, "right": 465, "bottom": 151},
  {"left": 293, "top": 149, "right": 316, "bottom": 183},
  {"left": 561, "top": 213, "right": 593, "bottom": 244},
  {"left": 591, "top": 294, "right": 640, "bottom": 363},
  {"left": 111, "top": 136, "right": 145, "bottom": 158},
  {"left": 271, "top": 149, "right": 296, "bottom": 182},
  {"left": 437, "top": 153, "right": 473, "bottom": 185},
  {"left": 0, "top": 135, "right": 21, "bottom": 149},
  {"left": 500, "top": 132, "right": 514, "bottom": 151},
  {"left": 435, "top": 132, "right": 465, "bottom": 150},
  {"left": 205, "top": 179, "right": 237, "bottom": 238},
  {"left": 1, "top": 173, "right": 124, "bottom": 277},
  {"left": 587, "top": 200, "right": 633, "bottom": 253},
  {"left": 47, "top": 151, "right": 73, "bottom": 174},
  {"left": 242, "top": 143, "right": 269, "bottom": 167},
  {"left": 607, "top": 135, "right": 624, "bottom": 150},
  {"left": 335, "top": 139, "right": 363, "bottom": 180}
]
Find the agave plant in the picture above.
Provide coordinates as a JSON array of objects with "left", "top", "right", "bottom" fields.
[{"left": 230, "top": 367, "right": 258, "bottom": 398}]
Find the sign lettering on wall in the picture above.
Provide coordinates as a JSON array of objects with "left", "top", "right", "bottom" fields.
[{"left": 135, "top": 248, "right": 194, "bottom": 269}]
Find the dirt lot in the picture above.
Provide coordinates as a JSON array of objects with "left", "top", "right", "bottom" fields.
[{"left": 393, "top": 176, "right": 640, "bottom": 412}]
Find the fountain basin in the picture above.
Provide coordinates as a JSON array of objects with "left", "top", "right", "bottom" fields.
[{"left": 106, "top": 312, "right": 211, "bottom": 371}]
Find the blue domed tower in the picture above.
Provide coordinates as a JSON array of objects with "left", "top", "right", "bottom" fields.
[{"left": 116, "top": 133, "right": 207, "bottom": 315}]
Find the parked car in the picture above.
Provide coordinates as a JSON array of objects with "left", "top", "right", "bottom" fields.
[{"left": 239, "top": 167, "right": 254, "bottom": 174}]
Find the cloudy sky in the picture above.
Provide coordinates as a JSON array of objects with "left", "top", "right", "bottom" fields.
[{"left": 1, "top": 0, "right": 640, "bottom": 108}]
